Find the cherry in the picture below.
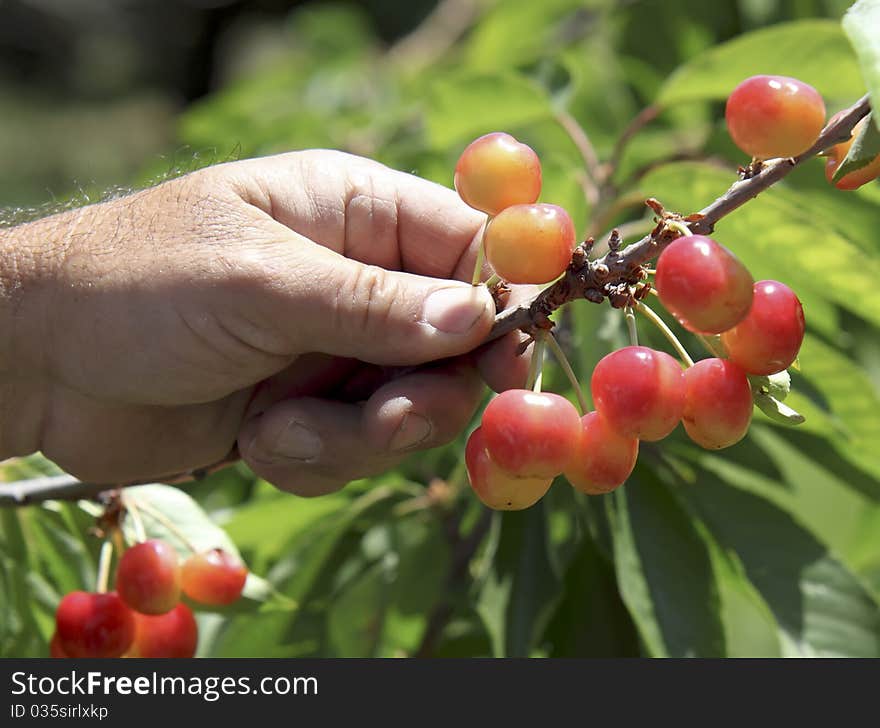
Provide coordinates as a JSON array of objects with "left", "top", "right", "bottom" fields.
[
  {"left": 480, "top": 389, "right": 582, "bottom": 478},
  {"left": 454, "top": 132, "right": 541, "bottom": 216},
  {"left": 49, "top": 632, "right": 69, "bottom": 658},
  {"left": 129, "top": 603, "right": 198, "bottom": 658},
  {"left": 484, "top": 203, "right": 576, "bottom": 284},
  {"left": 55, "top": 591, "right": 135, "bottom": 658},
  {"left": 725, "top": 75, "right": 825, "bottom": 159},
  {"left": 655, "top": 235, "right": 753, "bottom": 334},
  {"left": 591, "top": 346, "right": 685, "bottom": 441},
  {"left": 116, "top": 539, "right": 181, "bottom": 615},
  {"left": 181, "top": 549, "right": 248, "bottom": 606},
  {"left": 721, "top": 280, "right": 805, "bottom": 375},
  {"left": 563, "top": 411, "right": 639, "bottom": 495},
  {"left": 465, "top": 427, "right": 552, "bottom": 510},
  {"left": 824, "top": 117, "right": 880, "bottom": 190},
  {"left": 682, "top": 358, "right": 753, "bottom": 449}
]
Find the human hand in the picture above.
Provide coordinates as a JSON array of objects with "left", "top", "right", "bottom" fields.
[{"left": 0, "top": 151, "right": 533, "bottom": 494}]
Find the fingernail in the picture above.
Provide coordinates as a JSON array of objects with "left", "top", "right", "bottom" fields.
[
  {"left": 423, "top": 287, "right": 490, "bottom": 334},
  {"left": 389, "top": 412, "right": 433, "bottom": 453},
  {"left": 272, "top": 419, "right": 323, "bottom": 461}
]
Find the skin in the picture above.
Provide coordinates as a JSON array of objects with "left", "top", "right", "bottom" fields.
[{"left": 0, "top": 150, "right": 534, "bottom": 496}]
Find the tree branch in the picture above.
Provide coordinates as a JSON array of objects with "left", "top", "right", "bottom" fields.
[
  {"left": 488, "top": 94, "right": 871, "bottom": 342},
  {"left": 0, "top": 449, "right": 238, "bottom": 507},
  {"left": 0, "top": 96, "right": 871, "bottom": 509}
]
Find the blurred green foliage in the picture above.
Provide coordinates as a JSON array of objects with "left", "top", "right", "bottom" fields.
[{"left": 2, "top": 0, "right": 880, "bottom": 657}]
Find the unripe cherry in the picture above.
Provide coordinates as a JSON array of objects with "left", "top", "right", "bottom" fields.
[
  {"left": 682, "top": 358, "right": 753, "bottom": 449},
  {"left": 721, "top": 280, "right": 805, "bottom": 375},
  {"left": 824, "top": 117, "right": 880, "bottom": 191},
  {"left": 591, "top": 346, "right": 685, "bottom": 441},
  {"left": 563, "top": 411, "right": 639, "bottom": 495},
  {"left": 655, "top": 235, "right": 753, "bottom": 334},
  {"left": 480, "top": 389, "right": 582, "bottom": 478},
  {"left": 484, "top": 203, "right": 576, "bottom": 284},
  {"left": 129, "top": 603, "right": 198, "bottom": 658},
  {"left": 181, "top": 549, "right": 248, "bottom": 606},
  {"left": 116, "top": 539, "right": 181, "bottom": 615},
  {"left": 725, "top": 75, "right": 825, "bottom": 159},
  {"left": 454, "top": 132, "right": 542, "bottom": 215},
  {"left": 55, "top": 591, "right": 136, "bottom": 658},
  {"left": 465, "top": 427, "right": 552, "bottom": 510}
]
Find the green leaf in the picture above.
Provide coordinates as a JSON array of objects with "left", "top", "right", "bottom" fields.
[
  {"left": 750, "top": 371, "right": 806, "bottom": 426},
  {"left": 424, "top": 72, "right": 552, "bottom": 148},
  {"left": 476, "top": 502, "right": 562, "bottom": 657},
  {"left": 658, "top": 20, "right": 863, "bottom": 106},
  {"left": 608, "top": 466, "right": 726, "bottom": 657},
  {"left": 542, "top": 536, "right": 642, "bottom": 657},
  {"left": 672, "top": 454, "right": 880, "bottom": 656},
  {"left": 833, "top": 112, "right": 880, "bottom": 180},
  {"left": 843, "top": 0, "right": 880, "bottom": 120}
]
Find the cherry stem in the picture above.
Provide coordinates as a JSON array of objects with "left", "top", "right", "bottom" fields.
[
  {"left": 695, "top": 332, "right": 726, "bottom": 358},
  {"left": 470, "top": 218, "right": 489, "bottom": 286},
  {"left": 666, "top": 219, "right": 692, "bottom": 237},
  {"left": 526, "top": 336, "right": 546, "bottom": 392},
  {"left": 634, "top": 301, "right": 695, "bottom": 367},
  {"left": 127, "top": 495, "right": 198, "bottom": 553},
  {"left": 624, "top": 306, "right": 639, "bottom": 346},
  {"left": 121, "top": 493, "right": 147, "bottom": 543},
  {"left": 542, "top": 331, "right": 588, "bottom": 415},
  {"left": 96, "top": 539, "right": 113, "bottom": 594},
  {"left": 484, "top": 273, "right": 502, "bottom": 288}
]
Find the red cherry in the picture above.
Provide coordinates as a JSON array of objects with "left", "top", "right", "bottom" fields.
[
  {"left": 563, "top": 412, "right": 639, "bottom": 495},
  {"left": 55, "top": 591, "right": 135, "bottom": 658},
  {"left": 116, "top": 539, "right": 181, "bottom": 615},
  {"left": 824, "top": 117, "right": 880, "bottom": 190},
  {"left": 725, "top": 75, "right": 825, "bottom": 159},
  {"left": 484, "top": 203, "right": 576, "bottom": 284},
  {"left": 49, "top": 632, "right": 69, "bottom": 658},
  {"left": 591, "top": 346, "right": 685, "bottom": 441},
  {"left": 721, "top": 280, "right": 805, "bottom": 375},
  {"left": 465, "top": 427, "right": 552, "bottom": 510},
  {"left": 655, "top": 235, "right": 753, "bottom": 334},
  {"left": 682, "top": 358, "right": 753, "bottom": 449},
  {"left": 480, "top": 389, "right": 582, "bottom": 478},
  {"left": 129, "top": 604, "right": 198, "bottom": 658},
  {"left": 181, "top": 549, "right": 248, "bottom": 606},
  {"left": 454, "top": 132, "right": 542, "bottom": 215}
]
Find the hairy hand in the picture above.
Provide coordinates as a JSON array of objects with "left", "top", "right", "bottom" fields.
[{"left": 1, "top": 151, "right": 533, "bottom": 494}]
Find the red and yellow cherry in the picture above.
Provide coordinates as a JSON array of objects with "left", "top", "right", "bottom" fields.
[
  {"left": 116, "top": 539, "right": 181, "bottom": 615},
  {"left": 591, "top": 346, "right": 685, "bottom": 441},
  {"left": 480, "top": 389, "right": 582, "bottom": 478},
  {"left": 682, "top": 358, "right": 753, "bottom": 449},
  {"left": 484, "top": 203, "right": 575, "bottom": 284},
  {"left": 49, "top": 632, "right": 69, "bottom": 658},
  {"left": 721, "top": 280, "right": 805, "bottom": 375},
  {"left": 824, "top": 117, "right": 880, "bottom": 191},
  {"left": 55, "top": 591, "right": 136, "bottom": 658},
  {"left": 129, "top": 604, "right": 198, "bottom": 658},
  {"left": 454, "top": 132, "right": 542, "bottom": 215},
  {"left": 465, "top": 427, "right": 552, "bottom": 510},
  {"left": 181, "top": 549, "right": 248, "bottom": 606},
  {"left": 563, "top": 411, "right": 639, "bottom": 495},
  {"left": 655, "top": 235, "right": 753, "bottom": 334},
  {"left": 725, "top": 75, "right": 825, "bottom": 159}
]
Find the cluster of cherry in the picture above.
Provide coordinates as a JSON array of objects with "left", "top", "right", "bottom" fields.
[
  {"left": 52, "top": 540, "right": 247, "bottom": 658},
  {"left": 451, "top": 73, "right": 859, "bottom": 511}
]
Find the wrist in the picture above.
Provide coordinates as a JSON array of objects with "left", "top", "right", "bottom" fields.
[{"left": 0, "top": 218, "right": 57, "bottom": 459}]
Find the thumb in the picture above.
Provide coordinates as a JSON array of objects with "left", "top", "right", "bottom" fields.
[{"left": 262, "top": 239, "right": 495, "bottom": 366}]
